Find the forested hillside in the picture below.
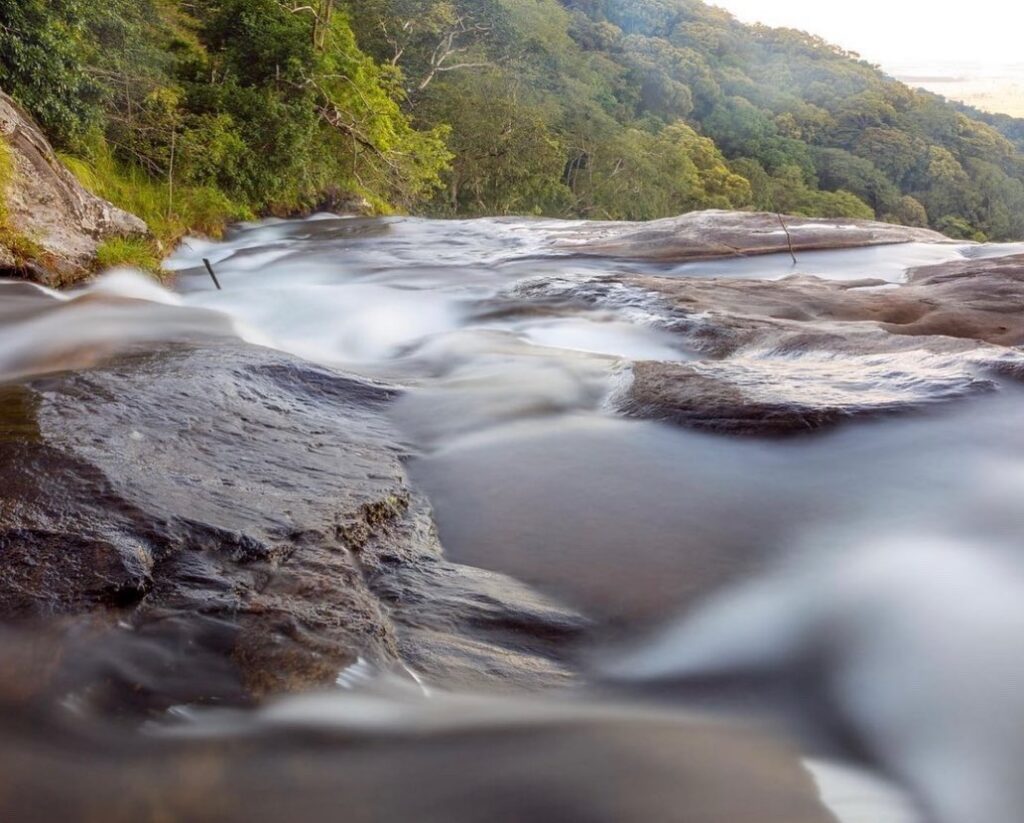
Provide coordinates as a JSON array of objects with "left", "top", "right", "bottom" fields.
[{"left": 3, "top": 0, "right": 1024, "bottom": 261}]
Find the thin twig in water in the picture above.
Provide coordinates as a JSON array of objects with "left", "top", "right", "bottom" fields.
[
  {"left": 203, "top": 258, "right": 222, "bottom": 291},
  {"left": 777, "top": 213, "right": 798, "bottom": 265}
]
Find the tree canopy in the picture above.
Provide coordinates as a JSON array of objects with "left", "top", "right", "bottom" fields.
[{"left": 3, "top": 0, "right": 1024, "bottom": 242}]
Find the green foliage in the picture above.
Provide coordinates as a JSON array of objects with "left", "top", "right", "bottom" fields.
[
  {"left": 2, "top": 0, "right": 448, "bottom": 239},
  {"left": 312, "top": 13, "right": 453, "bottom": 209},
  {"left": 934, "top": 215, "right": 988, "bottom": 242},
  {"left": 424, "top": 70, "right": 572, "bottom": 215},
  {"left": 884, "top": 195, "right": 930, "bottom": 229},
  {"left": 0, "top": 0, "right": 103, "bottom": 147},
  {"left": 572, "top": 122, "right": 751, "bottom": 219},
  {"left": 60, "top": 140, "right": 251, "bottom": 247},
  {"left": 732, "top": 159, "right": 873, "bottom": 219},
  {"left": 95, "top": 237, "right": 163, "bottom": 273},
  {"left": 400, "top": 0, "right": 1024, "bottom": 236},
  {"left": 3, "top": 0, "right": 1024, "bottom": 240}
]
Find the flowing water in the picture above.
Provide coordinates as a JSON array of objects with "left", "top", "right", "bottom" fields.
[{"left": 3, "top": 215, "right": 1024, "bottom": 822}]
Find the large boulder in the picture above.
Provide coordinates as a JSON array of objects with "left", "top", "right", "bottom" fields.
[{"left": 0, "top": 91, "right": 147, "bottom": 285}]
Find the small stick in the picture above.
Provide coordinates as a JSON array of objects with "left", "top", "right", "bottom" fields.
[
  {"left": 203, "top": 258, "right": 222, "bottom": 290},
  {"left": 777, "top": 213, "right": 798, "bottom": 265}
]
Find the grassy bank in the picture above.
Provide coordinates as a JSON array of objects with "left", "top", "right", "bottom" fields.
[{"left": 60, "top": 139, "right": 253, "bottom": 274}]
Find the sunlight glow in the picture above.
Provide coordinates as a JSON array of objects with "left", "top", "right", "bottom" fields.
[{"left": 713, "top": 1, "right": 1024, "bottom": 70}]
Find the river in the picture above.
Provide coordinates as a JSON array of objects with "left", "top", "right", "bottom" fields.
[{"left": 2, "top": 214, "right": 1024, "bottom": 822}]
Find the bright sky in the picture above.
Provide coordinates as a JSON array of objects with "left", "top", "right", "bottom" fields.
[{"left": 712, "top": 1, "right": 1024, "bottom": 69}]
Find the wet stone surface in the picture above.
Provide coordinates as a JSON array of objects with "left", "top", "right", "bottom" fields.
[
  {"left": 0, "top": 342, "right": 588, "bottom": 709},
  {"left": 1, "top": 213, "right": 1022, "bottom": 823},
  {"left": 556, "top": 209, "right": 951, "bottom": 261},
  {"left": 537, "top": 254, "right": 1024, "bottom": 435},
  {"left": 0, "top": 685, "right": 836, "bottom": 823}
]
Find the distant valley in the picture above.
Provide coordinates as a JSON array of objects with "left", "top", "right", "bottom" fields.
[{"left": 894, "top": 61, "right": 1024, "bottom": 117}]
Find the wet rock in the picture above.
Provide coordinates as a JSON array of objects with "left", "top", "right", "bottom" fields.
[
  {"left": 556, "top": 209, "right": 951, "bottom": 261},
  {"left": 370, "top": 559, "right": 588, "bottom": 691},
  {"left": 620, "top": 356, "right": 997, "bottom": 436},
  {"left": 619, "top": 264, "right": 1024, "bottom": 350},
  {"left": 564, "top": 254, "right": 1024, "bottom": 435},
  {"left": 0, "top": 92, "right": 148, "bottom": 285},
  {"left": 0, "top": 342, "right": 587, "bottom": 707},
  {"left": 899, "top": 252, "right": 1024, "bottom": 344},
  {"left": 0, "top": 530, "right": 154, "bottom": 615}
]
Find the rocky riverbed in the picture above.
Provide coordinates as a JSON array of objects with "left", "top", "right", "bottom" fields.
[
  {"left": 605, "top": 252, "right": 1024, "bottom": 434},
  {"left": 2, "top": 209, "right": 1024, "bottom": 822}
]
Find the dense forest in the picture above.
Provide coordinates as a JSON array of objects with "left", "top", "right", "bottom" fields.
[{"left": 3, "top": 0, "right": 1024, "bottom": 266}]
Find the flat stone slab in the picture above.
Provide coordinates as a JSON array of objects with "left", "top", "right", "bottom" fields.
[{"left": 554, "top": 209, "right": 952, "bottom": 261}]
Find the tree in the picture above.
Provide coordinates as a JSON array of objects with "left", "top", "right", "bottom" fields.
[
  {"left": 854, "top": 128, "right": 927, "bottom": 187},
  {"left": 813, "top": 147, "right": 900, "bottom": 214},
  {"left": 0, "top": 0, "right": 102, "bottom": 146},
  {"left": 884, "top": 195, "right": 929, "bottom": 228},
  {"left": 346, "top": 0, "right": 493, "bottom": 99},
  {"left": 915, "top": 146, "right": 978, "bottom": 231},
  {"left": 572, "top": 121, "right": 751, "bottom": 219},
  {"left": 422, "top": 69, "right": 571, "bottom": 215}
]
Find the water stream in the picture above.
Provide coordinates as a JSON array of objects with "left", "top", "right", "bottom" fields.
[{"left": 3, "top": 215, "right": 1024, "bottom": 821}]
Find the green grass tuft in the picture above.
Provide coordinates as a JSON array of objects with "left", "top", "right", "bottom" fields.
[
  {"left": 59, "top": 138, "right": 254, "bottom": 257},
  {"left": 1, "top": 135, "right": 250, "bottom": 278},
  {"left": 0, "top": 224, "right": 46, "bottom": 264},
  {"left": 94, "top": 236, "right": 163, "bottom": 274}
]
